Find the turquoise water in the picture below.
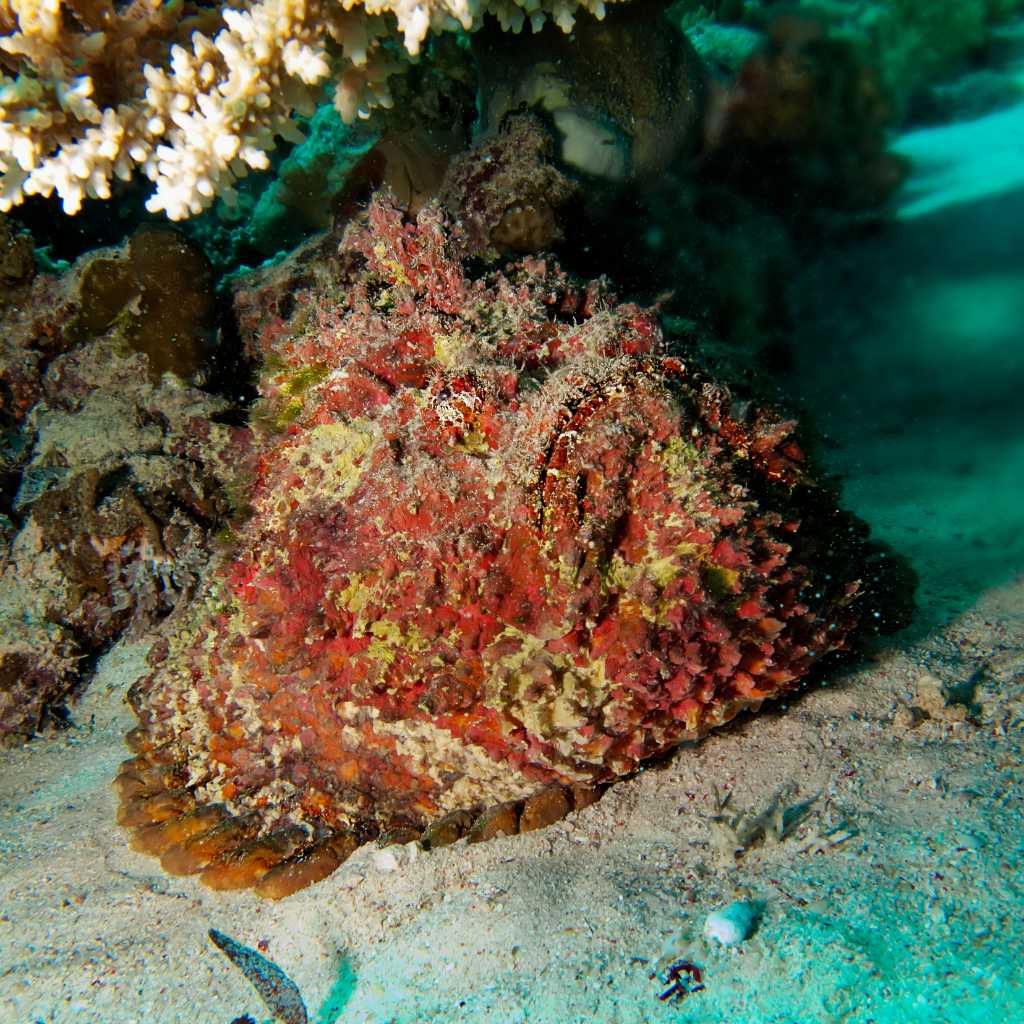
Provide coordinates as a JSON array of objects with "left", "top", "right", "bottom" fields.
[{"left": 788, "top": 99, "right": 1024, "bottom": 637}]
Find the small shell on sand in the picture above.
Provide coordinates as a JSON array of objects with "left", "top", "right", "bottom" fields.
[{"left": 703, "top": 901, "right": 758, "bottom": 946}]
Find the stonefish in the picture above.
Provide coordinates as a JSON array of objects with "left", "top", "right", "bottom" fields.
[{"left": 117, "top": 195, "right": 901, "bottom": 898}]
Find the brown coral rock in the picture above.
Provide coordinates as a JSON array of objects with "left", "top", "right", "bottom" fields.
[
  {"left": 74, "top": 224, "right": 215, "bottom": 382},
  {"left": 0, "top": 226, "right": 248, "bottom": 743}
]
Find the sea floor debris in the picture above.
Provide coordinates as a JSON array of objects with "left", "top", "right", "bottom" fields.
[{"left": 209, "top": 928, "right": 308, "bottom": 1024}]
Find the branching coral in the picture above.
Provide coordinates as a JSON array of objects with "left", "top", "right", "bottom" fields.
[{"left": 0, "top": 0, "right": 622, "bottom": 219}]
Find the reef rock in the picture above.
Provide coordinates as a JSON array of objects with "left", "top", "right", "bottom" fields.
[
  {"left": 121, "top": 194, "right": 906, "bottom": 897},
  {"left": 0, "top": 226, "right": 245, "bottom": 743}
]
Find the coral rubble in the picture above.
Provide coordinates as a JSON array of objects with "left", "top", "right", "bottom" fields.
[{"left": 121, "top": 192, "right": 907, "bottom": 896}]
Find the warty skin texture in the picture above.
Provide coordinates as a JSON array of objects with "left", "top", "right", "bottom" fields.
[{"left": 120, "top": 194, "right": 901, "bottom": 895}]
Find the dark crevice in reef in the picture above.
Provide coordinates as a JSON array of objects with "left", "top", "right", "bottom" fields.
[{"left": 205, "top": 284, "right": 261, "bottom": 410}]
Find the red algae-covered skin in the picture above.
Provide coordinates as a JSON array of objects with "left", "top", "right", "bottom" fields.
[{"left": 127, "top": 195, "right": 875, "bottom": 856}]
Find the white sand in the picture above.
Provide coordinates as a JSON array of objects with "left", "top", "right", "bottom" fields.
[{"left": 2, "top": 579, "right": 1022, "bottom": 1023}]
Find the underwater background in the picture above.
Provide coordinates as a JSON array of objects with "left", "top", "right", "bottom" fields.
[{"left": 1, "top": 1, "right": 1023, "bottom": 1022}]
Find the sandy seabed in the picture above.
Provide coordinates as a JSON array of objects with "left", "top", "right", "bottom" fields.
[{"left": 2, "top": 63, "right": 1024, "bottom": 1024}]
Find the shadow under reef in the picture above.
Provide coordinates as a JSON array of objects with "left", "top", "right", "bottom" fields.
[{"left": 782, "top": 180, "right": 1024, "bottom": 642}]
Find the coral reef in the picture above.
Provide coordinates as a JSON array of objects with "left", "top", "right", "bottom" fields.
[
  {"left": 0, "top": 219, "right": 217, "bottom": 419},
  {"left": 796, "top": 0, "right": 1020, "bottom": 115},
  {"left": 0, "top": 227, "right": 248, "bottom": 743},
  {"left": 675, "top": 0, "right": 1024, "bottom": 115},
  {"left": 119, "top": 191, "right": 908, "bottom": 897},
  {"left": 73, "top": 223, "right": 216, "bottom": 381},
  {"left": 243, "top": 105, "right": 377, "bottom": 256},
  {"left": 0, "top": 355, "right": 243, "bottom": 741},
  {"left": 708, "top": 11, "right": 910, "bottom": 209},
  {"left": 0, "top": 213, "right": 33, "bottom": 296},
  {"left": 0, "top": 216, "right": 51, "bottom": 429},
  {"left": 0, "top": 0, "right": 622, "bottom": 220},
  {"left": 3, "top": 0, "right": 1020, "bottom": 227},
  {"left": 0, "top": 613, "right": 80, "bottom": 744}
]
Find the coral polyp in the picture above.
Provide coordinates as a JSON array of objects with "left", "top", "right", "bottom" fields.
[{"left": 120, "top": 194, "right": 898, "bottom": 897}]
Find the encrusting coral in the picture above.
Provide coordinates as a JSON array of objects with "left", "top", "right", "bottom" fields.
[
  {"left": 0, "top": 0, "right": 622, "bottom": 220},
  {"left": 118, "top": 190, "right": 910, "bottom": 898}
]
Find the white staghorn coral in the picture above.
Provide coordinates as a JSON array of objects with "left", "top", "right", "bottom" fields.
[{"left": 0, "top": 0, "right": 620, "bottom": 220}]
